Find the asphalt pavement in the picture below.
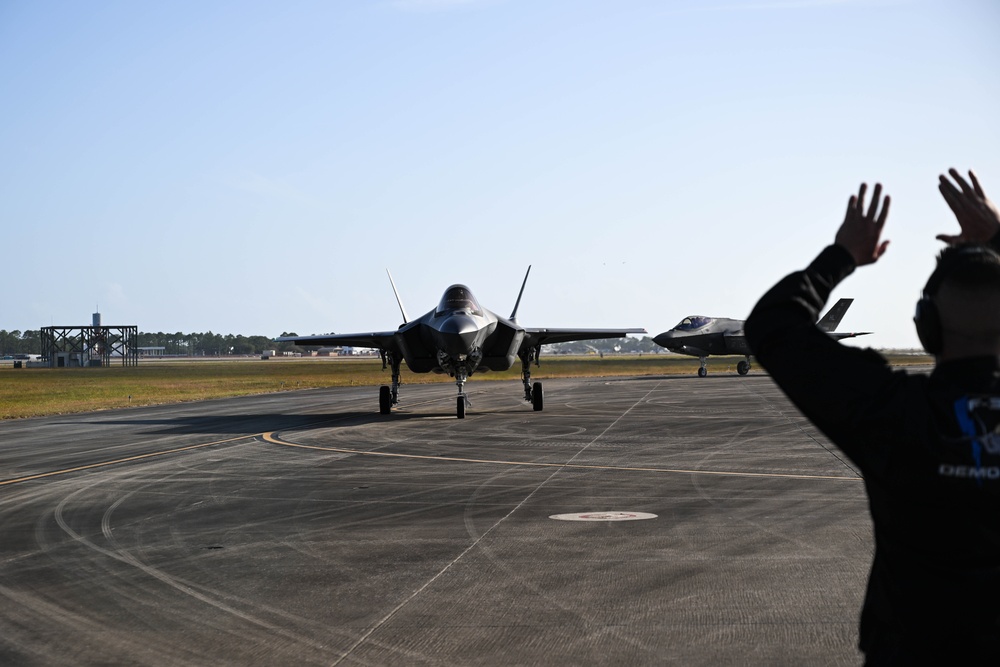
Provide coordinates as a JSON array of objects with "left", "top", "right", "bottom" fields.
[{"left": 0, "top": 372, "right": 874, "bottom": 666}]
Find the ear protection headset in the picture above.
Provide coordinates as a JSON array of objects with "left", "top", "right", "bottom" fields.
[
  {"left": 913, "top": 244, "right": 1000, "bottom": 355},
  {"left": 913, "top": 292, "right": 942, "bottom": 354}
]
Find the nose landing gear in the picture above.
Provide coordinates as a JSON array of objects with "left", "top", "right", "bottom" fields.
[{"left": 455, "top": 366, "right": 471, "bottom": 419}]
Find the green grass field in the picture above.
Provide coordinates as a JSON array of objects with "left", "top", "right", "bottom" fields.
[{"left": 0, "top": 354, "right": 932, "bottom": 420}]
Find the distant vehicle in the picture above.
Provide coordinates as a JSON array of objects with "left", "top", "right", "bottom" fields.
[
  {"left": 12, "top": 354, "right": 41, "bottom": 361},
  {"left": 652, "top": 298, "right": 870, "bottom": 377},
  {"left": 277, "top": 267, "right": 646, "bottom": 418}
]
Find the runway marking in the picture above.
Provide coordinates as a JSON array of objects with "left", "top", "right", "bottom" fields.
[
  {"left": 0, "top": 435, "right": 256, "bottom": 487},
  {"left": 262, "top": 433, "right": 862, "bottom": 481}
]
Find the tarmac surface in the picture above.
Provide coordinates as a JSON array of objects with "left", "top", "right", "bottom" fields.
[{"left": 0, "top": 373, "right": 876, "bottom": 666}]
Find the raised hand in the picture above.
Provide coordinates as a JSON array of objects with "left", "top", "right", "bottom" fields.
[
  {"left": 937, "top": 168, "right": 1000, "bottom": 245},
  {"left": 835, "top": 182, "right": 890, "bottom": 267}
]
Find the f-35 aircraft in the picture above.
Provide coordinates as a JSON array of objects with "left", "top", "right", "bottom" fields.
[
  {"left": 276, "top": 267, "right": 645, "bottom": 418},
  {"left": 652, "top": 298, "right": 869, "bottom": 377}
]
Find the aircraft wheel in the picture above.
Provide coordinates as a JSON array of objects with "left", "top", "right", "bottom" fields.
[
  {"left": 532, "top": 382, "right": 544, "bottom": 411},
  {"left": 698, "top": 367, "right": 707, "bottom": 378},
  {"left": 737, "top": 361, "right": 750, "bottom": 376},
  {"left": 379, "top": 386, "right": 392, "bottom": 414},
  {"left": 457, "top": 396, "right": 466, "bottom": 419}
]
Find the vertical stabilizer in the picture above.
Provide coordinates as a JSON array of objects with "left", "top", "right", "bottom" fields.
[
  {"left": 510, "top": 266, "right": 532, "bottom": 322},
  {"left": 818, "top": 298, "right": 853, "bottom": 332},
  {"left": 386, "top": 269, "right": 410, "bottom": 324}
]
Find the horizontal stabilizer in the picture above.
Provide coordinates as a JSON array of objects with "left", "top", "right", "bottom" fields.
[{"left": 829, "top": 331, "right": 872, "bottom": 340}]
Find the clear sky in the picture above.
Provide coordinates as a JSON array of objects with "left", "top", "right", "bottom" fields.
[{"left": 2, "top": 0, "right": 998, "bottom": 349}]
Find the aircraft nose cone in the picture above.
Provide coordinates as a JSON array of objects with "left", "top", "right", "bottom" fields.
[
  {"left": 653, "top": 331, "right": 676, "bottom": 349},
  {"left": 438, "top": 314, "right": 478, "bottom": 337},
  {"left": 434, "top": 314, "right": 481, "bottom": 356}
]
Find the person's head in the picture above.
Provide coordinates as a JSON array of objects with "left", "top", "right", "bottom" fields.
[{"left": 914, "top": 244, "right": 1000, "bottom": 360}]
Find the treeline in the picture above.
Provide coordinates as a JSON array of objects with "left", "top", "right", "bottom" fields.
[
  {"left": 0, "top": 330, "right": 42, "bottom": 355},
  {"left": 133, "top": 332, "right": 305, "bottom": 356},
  {"left": 548, "top": 336, "right": 660, "bottom": 355},
  {"left": 0, "top": 330, "right": 303, "bottom": 357}
]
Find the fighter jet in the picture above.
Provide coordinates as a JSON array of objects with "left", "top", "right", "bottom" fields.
[
  {"left": 276, "top": 267, "right": 645, "bottom": 418},
  {"left": 652, "top": 298, "right": 869, "bottom": 377}
]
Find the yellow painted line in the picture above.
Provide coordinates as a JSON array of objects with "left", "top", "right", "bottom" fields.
[
  {"left": 0, "top": 435, "right": 255, "bottom": 487},
  {"left": 262, "top": 432, "right": 862, "bottom": 482}
]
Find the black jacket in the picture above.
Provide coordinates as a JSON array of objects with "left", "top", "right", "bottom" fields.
[{"left": 745, "top": 244, "right": 1000, "bottom": 665}]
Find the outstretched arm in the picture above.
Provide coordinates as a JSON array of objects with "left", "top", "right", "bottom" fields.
[
  {"left": 937, "top": 168, "right": 1000, "bottom": 245},
  {"left": 834, "top": 182, "right": 890, "bottom": 266},
  {"left": 745, "top": 182, "right": 900, "bottom": 464}
]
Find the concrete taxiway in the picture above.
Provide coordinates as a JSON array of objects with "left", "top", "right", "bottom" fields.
[{"left": 0, "top": 374, "right": 874, "bottom": 666}]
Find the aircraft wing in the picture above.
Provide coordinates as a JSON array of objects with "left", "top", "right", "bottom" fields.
[
  {"left": 521, "top": 328, "right": 646, "bottom": 348},
  {"left": 275, "top": 331, "right": 402, "bottom": 352}
]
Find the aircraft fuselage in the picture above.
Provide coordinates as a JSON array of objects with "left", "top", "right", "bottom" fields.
[
  {"left": 651, "top": 299, "right": 866, "bottom": 377},
  {"left": 393, "top": 285, "right": 525, "bottom": 376},
  {"left": 652, "top": 317, "right": 749, "bottom": 357}
]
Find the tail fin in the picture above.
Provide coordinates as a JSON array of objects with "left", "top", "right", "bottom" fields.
[
  {"left": 509, "top": 265, "right": 531, "bottom": 322},
  {"left": 386, "top": 269, "right": 409, "bottom": 324},
  {"left": 817, "top": 298, "right": 853, "bottom": 332}
]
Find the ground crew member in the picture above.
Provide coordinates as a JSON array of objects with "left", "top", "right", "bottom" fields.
[{"left": 744, "top": 170, "right": 1000, "bottom": 665}]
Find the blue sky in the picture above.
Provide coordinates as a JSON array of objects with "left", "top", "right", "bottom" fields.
[{"left": 2, "top": 0, "right": 998, "bottom": 348}]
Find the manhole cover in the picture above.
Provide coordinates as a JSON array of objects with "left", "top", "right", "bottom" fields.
[{"left": 549, "top": 511, "right": 657, "bottom": 522}]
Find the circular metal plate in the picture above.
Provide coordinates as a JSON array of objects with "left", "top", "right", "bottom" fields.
[{"left": 549, "top": 511, "right": 657, "bottom": 522}]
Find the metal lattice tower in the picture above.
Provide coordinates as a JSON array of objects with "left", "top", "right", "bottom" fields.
[{"left": 40, "top": 325, "right": 138, "bottom": 367}]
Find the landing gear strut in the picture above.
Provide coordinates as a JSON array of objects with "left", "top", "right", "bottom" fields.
[
  {"left": 698, "top": 357, "right": 708, "bottom": 378},
  {"left": 519, "top": 345, "right": 544, "bottom": 411},
  {"left": 454, "top": 365, "right": 470, "bottom": 419},
  {"left": 378, "top": 351, "right": 402, "bottom": 414}
]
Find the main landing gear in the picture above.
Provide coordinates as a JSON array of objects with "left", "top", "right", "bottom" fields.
[
  {"left": 520, "top": 345, "right": 544, "bottom": 411},
  {"left": 378, "top": 351, "right": 402, "bottom": 415},
  {"left": 378, "top": 347, "right": 547, "bottom": 418},
  {"left": 697, "top": 355, "right": 752, "bottom": 377}
]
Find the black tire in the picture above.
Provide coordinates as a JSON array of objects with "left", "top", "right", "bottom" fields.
[
  {"left": 457, "top": 396, "right": 466, "bottom": 419},
  {"left": 698, "top": 367, "right": 707, "bottom": 378},
  {"left": 737, "top": 361, "right": 750, "bottom": 376},
  {"left": 532, "top": 382, "right": 544, "bottom": 411},
  {"left": 379, "top": 386, "right": 392, "bottom": 414}
]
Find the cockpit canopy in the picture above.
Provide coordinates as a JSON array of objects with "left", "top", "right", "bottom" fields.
[
  {"left": 437, "top": 285, "right": 483, "bottom": 316},
  {"left": 673, "top": 316, "right": 711, "bottom": 331}
]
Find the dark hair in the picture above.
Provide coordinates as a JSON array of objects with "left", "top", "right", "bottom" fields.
[{"left": 923, "top": 244, "right": 1000, "bottom": 296}]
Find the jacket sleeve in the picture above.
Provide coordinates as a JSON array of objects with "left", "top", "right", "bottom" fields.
[
  {"left": 744, "top": 244, "right": 909, "bottom": 468},
  {"left": 991, "top": 229, "right": 1000, "bottom": 253}
]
